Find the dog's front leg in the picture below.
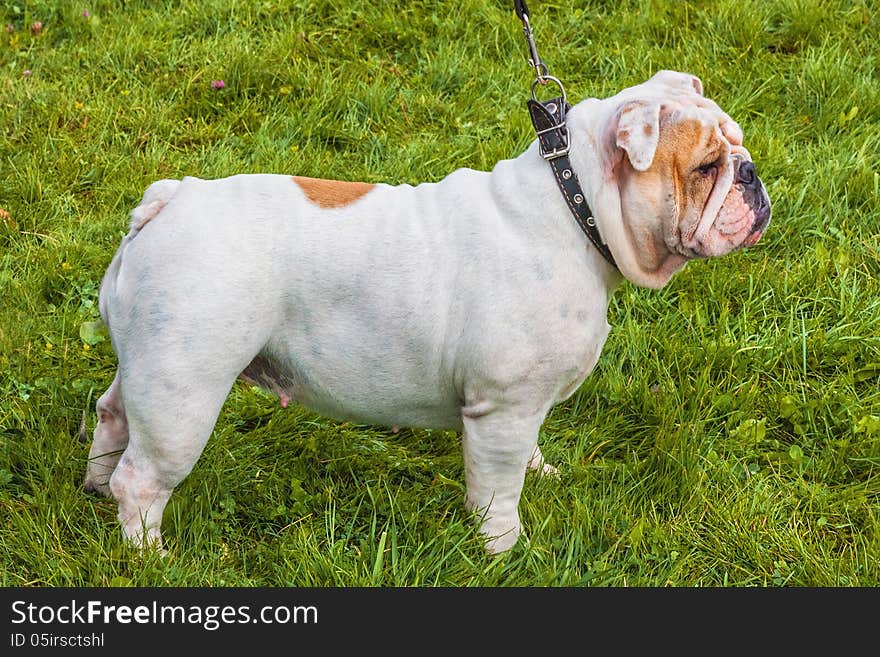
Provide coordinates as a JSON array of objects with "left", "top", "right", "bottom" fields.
[{"left": 461, "top": 408, "right": 546, "bottom": 553}]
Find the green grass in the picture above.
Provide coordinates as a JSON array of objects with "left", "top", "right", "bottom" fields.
[{"left": 1, "top": 0, "right": 878, "bottom": 586}]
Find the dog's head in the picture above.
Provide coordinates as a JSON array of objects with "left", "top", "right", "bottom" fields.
[{"left": 574, "top": 70, "right": 771, "bottom": 288}]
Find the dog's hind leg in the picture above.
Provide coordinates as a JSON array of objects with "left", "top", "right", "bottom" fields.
[
  {"left": 108, "top": 361, "right": 240, "bottom": 552},
  {"left": 84, "top": 370, "right": 128, "bottom": 497}
]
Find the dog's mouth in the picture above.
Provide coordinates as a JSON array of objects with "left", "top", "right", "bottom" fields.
[
  {"left": 682, "top": 164, "right": 772, "bottom": 257},
  {"left": 739, "top": 177, "right": 772, "bottom": 248},
  {"left": 748, "top": 185, "right": 772, "bottom": 235}
]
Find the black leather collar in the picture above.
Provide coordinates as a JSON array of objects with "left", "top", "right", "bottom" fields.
[{"left": 527, "top": 96, "right": 618, "bottom": 270}]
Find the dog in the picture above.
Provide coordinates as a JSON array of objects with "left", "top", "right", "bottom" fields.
[{"left": 84, "top": 70, "right": 771, "bottom": 554}]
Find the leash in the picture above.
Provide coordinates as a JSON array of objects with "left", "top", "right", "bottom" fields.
[{"left": 512, "top": 0, "right": 617, "bottom": 269}]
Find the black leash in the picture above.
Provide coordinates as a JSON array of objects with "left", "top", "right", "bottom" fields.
[{"left": 512, "top": 0, "right": 617, "bottom": 269}]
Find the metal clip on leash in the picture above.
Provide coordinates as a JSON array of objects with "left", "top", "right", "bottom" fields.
[
  {"left": 514, "top": 0, "right": 567, "bottom": 108},
  {"left": 512, "top": 0, "right": 618, "bottom": 269},
  {"left": 513, "top": 0, "right": 568, "bottom": 159}
]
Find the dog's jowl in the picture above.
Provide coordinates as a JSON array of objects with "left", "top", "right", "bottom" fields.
[{"left": 85, "top": 71, "right": 770, "bottom": 554}]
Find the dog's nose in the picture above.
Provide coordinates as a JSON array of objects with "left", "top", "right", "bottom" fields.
[{"left": 736, "top": 160, "right": 756, "bottom": 186}]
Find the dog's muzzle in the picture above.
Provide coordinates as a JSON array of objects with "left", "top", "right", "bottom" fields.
[{"left": 734, "top": 156, "right": 771, "bottom": 236}]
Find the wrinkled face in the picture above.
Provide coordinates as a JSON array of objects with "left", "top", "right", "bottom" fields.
[
  {"left": 648, "top": 106, "right": 771, "bottom": 257},
  {"left": 610, "top": 71, "right": 771, "bottom": 265}
]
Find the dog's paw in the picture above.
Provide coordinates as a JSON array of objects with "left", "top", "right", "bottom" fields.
[
  {"left": 479, "top": 514, "right": 522, "bottom": 554},
  {"left": 484, "top": 528, "right": 522, "bottom": 554},
  {"left": 83, "top": 478, "right": 113, "bottom": 498},
  {"left": 527, "top": 446, "right": 559, "bottom": 478},
  {"left": 536, "top": 462, "right": 559, "bottom": 478}
]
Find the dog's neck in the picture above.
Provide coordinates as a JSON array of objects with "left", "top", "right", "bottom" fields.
[{"left": 493, "top": 141, "right": 623, "bottom": 295}]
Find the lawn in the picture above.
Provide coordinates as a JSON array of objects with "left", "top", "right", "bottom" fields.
[{"left": 1, "top": 0, "right": 878, "bottom": 586}]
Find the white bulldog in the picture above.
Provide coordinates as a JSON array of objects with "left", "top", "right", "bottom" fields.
[{"left": 84, "top": 70, "right": 770, "bottom": 554}]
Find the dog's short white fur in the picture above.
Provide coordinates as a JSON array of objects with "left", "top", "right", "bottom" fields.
[{"left": 85, "top": 71, "right": 770, "bottom": 553}]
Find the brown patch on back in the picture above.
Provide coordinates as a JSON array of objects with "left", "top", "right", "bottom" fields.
[{"left": 292, "top": 176, "right": 375, "bottom": 208}]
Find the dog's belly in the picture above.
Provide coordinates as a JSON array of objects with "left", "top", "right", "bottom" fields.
[{"left": 239, "top": 351, "right": 463, "bottom": 430}]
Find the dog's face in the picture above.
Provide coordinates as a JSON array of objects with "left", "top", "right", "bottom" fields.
[{"left": 585, "top": 70, "right": 771, "bottom": 288}]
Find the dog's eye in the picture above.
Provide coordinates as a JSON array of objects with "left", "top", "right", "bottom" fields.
[{"left": 695, "top": 159, "right": 721, "bottom": 177}]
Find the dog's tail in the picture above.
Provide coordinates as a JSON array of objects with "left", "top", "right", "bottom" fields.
[
  {"left": 129, "top": 179, "right": 180, "bottom": 234},
  {"left": 98, "top": 179, "right": 181, "bottom": 332}
]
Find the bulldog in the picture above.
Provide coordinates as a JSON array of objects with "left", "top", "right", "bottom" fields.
[{"left": 84, "top": 70, "right": 770, "bottom": 554}]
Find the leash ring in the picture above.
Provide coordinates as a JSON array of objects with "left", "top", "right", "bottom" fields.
[{"left": 530, "top": 75, "right": 567, "bottom": 104}]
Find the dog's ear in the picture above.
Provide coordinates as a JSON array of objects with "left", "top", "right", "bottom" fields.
[
  {"left": 615, "top": 99, "right": 662, "bottom": 172},
  {"left": 649, "top": 70, "right": 703, "bottom": 96}
]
